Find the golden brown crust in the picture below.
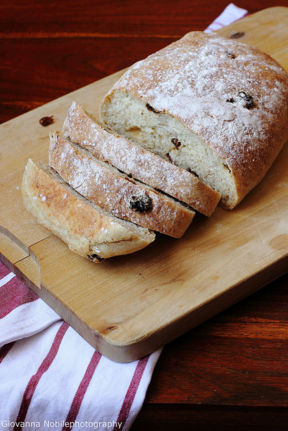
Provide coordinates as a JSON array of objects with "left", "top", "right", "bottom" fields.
[
  {"left": 21, "top": 159, "right": 155, "bottom": 261},
  {"left": 103, "top": 31, "right": 288, "bottom": 208},
  {"left": 63, "top": 102, "right": 220, "bottom": 216},
  {"left": 49, "top": 134, "right": 195, "bottom": 238}
]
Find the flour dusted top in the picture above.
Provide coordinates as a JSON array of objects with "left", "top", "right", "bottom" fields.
[
  {"left": 49, "top": 134, "right": 195, "bottom": 237},
  {"left": 62, "top": 102, "right": 220, "bottom": 215},
  {"left": 109, "top": 32, "right": 288, "bottom": 192}
]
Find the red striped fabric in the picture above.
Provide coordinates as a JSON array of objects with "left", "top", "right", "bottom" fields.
[
  {"left": 0, "top": 261, "right": 11, "bottom": 278},
  {"left": 0, "top": 275, "right": 38, "bottom": 319},
  {"left": 62, "top": 351, "right": 102, "bottom": 430},
  {"left": 114, "top": 356, "right": 149, "bottom": 430},
  {"left": 0, "top": 342, "right": 15, "bottom": 364},
  {"left": 0, "top": 247, "right": 157, "bottom": 431},
  {"left": 14, "top": 322, "right": 69, "bottom": 429},
  {"left": 0, "top": 260, "right": 155, "bottom": 431}
]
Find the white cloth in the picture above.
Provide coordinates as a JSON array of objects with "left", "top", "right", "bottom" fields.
[
  {"left": 205, "top": 3, "right": 248, "bottom": 33},
  {"left": 0, "top": 262, "right": 160, "bottom": 431},
  {"left": 0, "top": 5, "right": 248, "bottom": 430}
]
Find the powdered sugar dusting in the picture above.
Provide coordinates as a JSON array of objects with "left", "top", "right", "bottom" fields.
[
  {"left": 62, "top": 102, "right": 220, "bottom": 215},
  {"left": 49, "top": 135, "right": 194, "bottom": 237},
  {"left": 110, "top": 32, "right": 288, "bottom": 178}
]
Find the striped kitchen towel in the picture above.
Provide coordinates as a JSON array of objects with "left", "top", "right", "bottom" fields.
[
  {"left": 0, "top": 261, "right": 161, "bottom": 431},
  {"left": 0, "top": 4, "right": 248, "bottom": 430}
]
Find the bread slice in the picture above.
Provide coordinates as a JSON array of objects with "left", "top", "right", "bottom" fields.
[
  {"left": 63, "top": 101, "right": 220, "bottom": 216},
  {"left": 49, "top": 133, "right": 195, "bottom": 238},
  {"left": 100, "top": 31, "right": 288, "bottom": 209},
  {"left": 22, "top": 159, "right": 155, "bottom": 261}
]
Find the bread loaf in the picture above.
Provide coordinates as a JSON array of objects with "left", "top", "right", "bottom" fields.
[
  {"left": 63, "top": 101, "right": 220, "bottom": 216},
  {"left": 49, "top": 133, "right": 195, "bottom": 238},
  {"left": 22, "top": 159, "right": 155, "bottom": 261},
  {"left": 100, "top": 31, "right": 288, "bottom": 209}
]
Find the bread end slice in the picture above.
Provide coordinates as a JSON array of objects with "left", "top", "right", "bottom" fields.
[{"left": 21, "top": 159, "right": 155, "bottom": 262}]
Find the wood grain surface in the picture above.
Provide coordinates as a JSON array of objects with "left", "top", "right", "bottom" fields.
[
  {"left": 1, "top": 7, "right": 288, "bottom": 364},
  {"left": 1, "top": 1, "right": 288, "bottom": 429}
]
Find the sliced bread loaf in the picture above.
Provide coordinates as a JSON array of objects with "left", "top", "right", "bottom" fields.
[
  {"left": 49, "top": 133, "right": 195, "bottom": 238},
  {"left": 63, "top": 101, "right": 220, "bottom": 216},
  {"left": 100, "top": 31, "right": 288, "bottom": 209},
  {"left": 22, "top": 159, "right": 155, "bottom": 261}
]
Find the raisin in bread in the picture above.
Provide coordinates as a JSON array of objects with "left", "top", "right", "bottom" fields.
[
  {"left": 100, "top": 31, "right": 288, "bottom": 209},
  {"left": 22, "top": 159, "right": 155, "bottom": 262},
  {"left": 63, "top": 101, "right": 220, "bottom": 216},
  {"left": 49, "top": 133, "right": 195, "bottom": 238}
]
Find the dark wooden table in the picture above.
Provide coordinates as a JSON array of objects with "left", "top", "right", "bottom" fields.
[{"left": 1, "top": 1, "right": 288, "bottom": 429}]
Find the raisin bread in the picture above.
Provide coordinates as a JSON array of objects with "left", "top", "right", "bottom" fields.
[
  {"left": 49, "top": 133, "right": 195, "bottom": 238},
  {"left": 63, "top": 101, "right": 220, "bottom": 216},
  {"left": 22, "top": 159, "right": 155, "bottom": 261},
  {"left": 100, "top": 31, "right": 288, "bottom": 209}
]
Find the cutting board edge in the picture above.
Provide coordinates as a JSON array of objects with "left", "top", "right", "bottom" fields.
[
  {"left": 2, "top": 246, "right": 287, "bottom": 363},
  {"left": 101, "top": 252, "right": 288, "bottom": 347}
]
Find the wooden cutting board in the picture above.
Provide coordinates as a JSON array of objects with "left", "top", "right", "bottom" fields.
[{"left": 1, "top": 7, "right": 288, "bottom": 363}]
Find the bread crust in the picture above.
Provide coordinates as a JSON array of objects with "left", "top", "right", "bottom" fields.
[
  {"left": 101, "top": 31, "right": 288, "bottom": 208},
  {"left": 49, "top": 134, "right": 195, "bottom": 238},
  {"left": 63, "top": 102, "right": 220, "bottom": 216},
  {"left": 21, "top": 159, "right": 155, "bottom": 261}
]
